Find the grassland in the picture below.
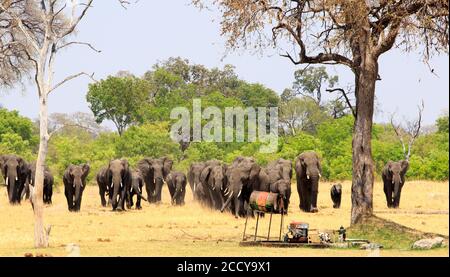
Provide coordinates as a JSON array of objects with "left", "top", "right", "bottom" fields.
[{"left": 0, "top": 180, "right": 448, "bottom": 257}]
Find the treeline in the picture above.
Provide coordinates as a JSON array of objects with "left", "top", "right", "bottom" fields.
[{"left": 1, "top": 58, "right": 448, "bottom": 184}]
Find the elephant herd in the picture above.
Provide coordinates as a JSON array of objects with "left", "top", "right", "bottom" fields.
[{"left": 0, "top": 152, "right": 411, "bottom": 214}]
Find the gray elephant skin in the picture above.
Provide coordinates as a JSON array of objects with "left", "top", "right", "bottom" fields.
[
  {"left": 330, "top": 183, "right": 342, "bottom": 209},
  {"left": 137, "top": 157, "right": 173, "bottom": 203},
  {"left": 166, "top": 171, "right": 187, "bottom": 205},
  {"left": 25, "top": 161, "right": 54, "bottom": 204},
  {"left": 200, "top": 160, "right": 227, "bottom": 210},
  {"left": 63, "top": 164, "right": 90, "bottom": 212},
  {"left": 382, "top": 160, "right": 409, "bottom": 208},
  {"left": 127, "top": 169, "right": 148, "bottom": 209},
  {"left": 0, "top": 154, "right": 29, "bottom": 204},
  {"left": 221, "top": 157, "right": 261, "bottom": 218},
  {"left": 295, "top": 151, "right": 322, "bottom": 213}
]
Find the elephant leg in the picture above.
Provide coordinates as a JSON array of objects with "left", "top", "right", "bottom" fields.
[
  {"left": 383, "top": 183, "right": 393, "bottom": 208},
  {"left": 296, "top": 177, "right": 303, "bottom": 211},
  {"left": 65, "top": 191, "right": 73, "bottom": 211},
  {"left": 100, "top": 188, "right": 107, "bottom": 207},
  {"left": 119, "top": 189, "right": 127, "bottom": 211},
  {"left": 136, "top": 193, "right": 142, "bottom": 209}
]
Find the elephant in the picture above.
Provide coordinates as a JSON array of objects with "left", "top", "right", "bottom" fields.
[
  {"left": 25, "top": 162, "right": 54, "bottom": 204},
  {"left": 96, "top": 167, "right": 110, "bottom": 207},
  {"left": 382, "top": 160, "right": 409, "bottom": 208},
  {"left": 270, "top": 179, "right": 291, "bottom": 213},
  {"left": 257, "top": 158, "right": 292, "bottom": 192},
  {"left": 187, "top": 162, "right": 207, "bottom": 202},
  {"left": 127, "top": 169, "right": 148, "bottom": 209},
  {"left": 295, "top": 151, "right": 322, "bottom": 213},
  {"left": 267, "top": 158, "right": 293, "bottom": 182},
  {"left": 166, "top": 171, "right": 187, "bottom": 205},
  {"left": 200, "top": 161, "right": 227, "bottom": 210},
  {"left": 221, "top": 157, "right": 261, "bottom": 218},
  {"left": 63, "top": 164, "right": 90, "bottom": 212},
  {"left": 0, "top": 155, "right": 29, "bottom": 204},
  {"left": 105, "top": 159, "right": 132, "bottom": 211},
  {"left": 137, "top": 157, "right": 173, "bottom": 203},
  {"left": 330, "top": 183, "right": 342, "bottom": 209}
]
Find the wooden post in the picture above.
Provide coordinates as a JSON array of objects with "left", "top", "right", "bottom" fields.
[
  {"left": 254, "top": 212, "right": 260, "bottom": 241},
  {"left": 242, "top": 208, "right": 249, "bottom": 241},
  {"left": 267, "top": 212, "right": 273, "bottom": 241},
  {"left": 279, "top": 211, "right": 284, "bottom": 241}
]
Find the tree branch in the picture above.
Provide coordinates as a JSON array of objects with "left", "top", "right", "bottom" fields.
[
  {"left": 48, "top": 72, "right": 96, "bottom": 94},
  {"left": 327, "top": 88, "right": 356, "bottom": 117}
]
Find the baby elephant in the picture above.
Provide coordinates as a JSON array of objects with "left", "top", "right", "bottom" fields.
[
  {"left": 166, "top": 171, "right": 187, "bottom": 205},
  {"left": 127, "top": 170, "right": 148, "bottom": 210},
  {"left": 270, "top": 179, "right": 291, "bottom": 213},
  {"left": 330, "top": 184, "right": 342, "bottom": 209}
]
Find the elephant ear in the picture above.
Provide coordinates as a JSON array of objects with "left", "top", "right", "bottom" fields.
[
  {"left": 249, "top": 163, "right": 261, "bottom": 181},
  {"left": 295, "top": 155, "right": 304, "bottom": 178},
  {"left": 163, "top": 158, "right": 174, "bottom": 178},
  {"left": 401, "top": 160, "right": 409, "bottom": 174},
  {"left": 200, "top": 166, "right": 212, "bottom": 185},
  {"left": 81, "top": 164, "right": 90, "bottom": 180}
]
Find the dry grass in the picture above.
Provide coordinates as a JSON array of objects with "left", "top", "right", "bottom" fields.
[{"left": 0, "top": 180, "right": 448, "bottom": 257}]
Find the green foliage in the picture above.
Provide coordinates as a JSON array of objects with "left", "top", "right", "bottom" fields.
[
  {"left": 0, "top": 108, "right": 37, "bottom": 159},
  {"left": 436, "top": 114, "right": 449, "bottom": 133},
  {"left": 86, "top": 76, "right": 151, "bottom": 135},
  {"left": 292, "top": 66, "right": 338, "bottom": 104},
  {"left": 115, "top": 122, "right": 182, "bottom": 165}
]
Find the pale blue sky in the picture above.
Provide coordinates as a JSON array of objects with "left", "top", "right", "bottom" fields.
[{"left": 0, "top": 1, "right": 448, "bottom": 127}]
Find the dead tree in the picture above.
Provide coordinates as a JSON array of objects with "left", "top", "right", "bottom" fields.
[
  {"left": 0, "top": 0, "right": 101, "bottom": 248},
  {"left": 390, "top": 102, "right": 424, "bottom": 161}
]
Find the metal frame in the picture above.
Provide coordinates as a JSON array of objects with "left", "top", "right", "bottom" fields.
[{"left": 242, "top": 209, "right": 285, "bottom": 242}]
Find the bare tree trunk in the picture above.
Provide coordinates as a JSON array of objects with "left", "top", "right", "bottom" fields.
[
  {"left": 33, "top": 93, "right": 49, "bottom": 248},
  {"left": 350, "top": 58, "right": 378, "bottom": 225}
]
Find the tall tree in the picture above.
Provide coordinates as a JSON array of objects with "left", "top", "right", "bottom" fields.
[
  {"left": 86, "top": 76, "right": 151, "bottom": 135},
  {"left": 193, "top": 0, "right": 449, "bottom": 224},
  {"left": 0, "top": 0, "right": 130, "bottom": 248}
]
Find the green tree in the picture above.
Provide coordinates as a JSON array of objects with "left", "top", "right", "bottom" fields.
[
  {"left": 115, "top": 122, "right": 182, "bottom": 164},
  {"left": 292, "top": 66, "right": 338, "bottom": 105},
  {"left": 436, "top": 113, "right": 449, "bottom": 133},
  {"left": 86, "top": 76, "right": 151, "bottom": 135},
  {"left": 280, "top": 97, "right": 330, "bottom": 135}
]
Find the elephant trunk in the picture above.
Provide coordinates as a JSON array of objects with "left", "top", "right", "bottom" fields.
[
  {"left": 172, "top": 188, "right": 180, "bottom": 204},
  {"left": 309, "top": 174, "right": 320, "bottom": 211},
  {"left": 154, "top": 176, "right": 164, "bottom": 201},
  {"left": 132, "top": 182, "right": 147, "bottom": 202},
  {"left": 74, "top": 181, "right": 82, "bottom": 211},
  {"left": 220, "top": 191, "right": 234, "bottom": 212},
  {"left": 393, "top": 177, "right": 401, "bottom": 206},
  {"left": 7, "top": 173, "right": 18, "bottom": 204},
  {"left": 111, "top": 175, "right": 122, "bottom": 209}
]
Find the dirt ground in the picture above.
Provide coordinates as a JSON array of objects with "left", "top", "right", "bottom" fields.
[{"left": 0, "top": 180, "right": 448, "bottom": 257}]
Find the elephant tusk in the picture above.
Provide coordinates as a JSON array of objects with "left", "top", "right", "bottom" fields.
[
  {"left": 307, "top": 175, "right": 310, "bottom": 180},
  {"left": 15, "top": 176, "right": 18, "bottom": 181},
  {"left": 111, "top": 181, "right": 114, "bottom": 188},
  {"left": 237, "top": 189, "right": 242, "bottom": 198},
  {"left": 319, "top": 173, "right": 322, "bottom": 178},
  {"left": 392, "top": 180, "right": 395, "bottom": 184},
  {"left": 193, "top": 183, "right": 196, "bottom": 192},
  {"left": 120, "top": 182, "right": 123, "bottom": 188},
  {"left": 5, "top": 177, "right": 8, "bottom": 185}
]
